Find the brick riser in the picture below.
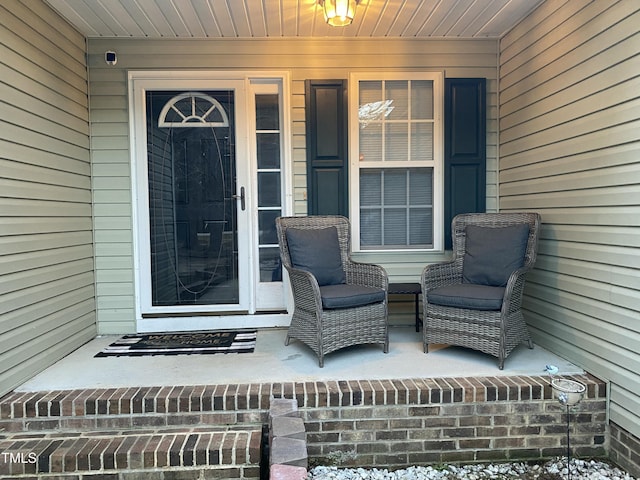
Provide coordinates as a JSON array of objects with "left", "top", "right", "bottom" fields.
[
  {"left": 1, "top": 375, "right": 605, "bottom": 427},
  {"left": 0, "top": 429, "right": 261, "bottom": 478},
  {"left": 0, "top": 374, "right": 607, "bottom": 477}
]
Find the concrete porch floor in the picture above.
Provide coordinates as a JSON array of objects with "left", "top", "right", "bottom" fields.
[{"left": 16, "top": 326, "right": 583, "bottom": 392}]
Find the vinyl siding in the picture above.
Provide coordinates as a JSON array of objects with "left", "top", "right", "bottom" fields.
[
  {"left": 87, "top": 37, "right": 499, "bottom": 332},
  {"left": 499, "top": 0, "right": 640, "bottom": 438},
  {"left": 0, "top": 0, "right": 96, "bottom": 397}
]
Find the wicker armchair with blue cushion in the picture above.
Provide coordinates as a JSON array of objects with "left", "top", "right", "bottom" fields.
[
  {"left": 276, "top": 215, "right": 389, "bottom": 367},
  {"left": 421, "top": 212, "right": 541, "bottom": 369}
]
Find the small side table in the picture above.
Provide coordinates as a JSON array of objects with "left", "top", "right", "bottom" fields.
[{"left": 388, "top": 282, "right": 422, "bottom": 332}]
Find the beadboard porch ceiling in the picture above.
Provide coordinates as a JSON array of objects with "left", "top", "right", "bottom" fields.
[{"left": 44, "top": 0, "right": 544, "bottom": 39}]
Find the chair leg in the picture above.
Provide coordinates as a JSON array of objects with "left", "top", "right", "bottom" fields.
[
  {"left": 424, "top": 343, "right": 429, "bottom": 354},
  {"left": 318, "top": 354, "right": 324, "bottom": 368}
]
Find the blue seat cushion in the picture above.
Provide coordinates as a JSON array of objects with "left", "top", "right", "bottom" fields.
[
  {"left": 320, "top": 284, "right": 386, "bottom": 310},
  {"left": 286, "top": 226, "right": 346, "bottom": 286},
  {"left": 462, "top": 224, "right": 530, "bottom": 287},
  {"left": 427, "top": 284, "right": 505, "bottom": 311}
]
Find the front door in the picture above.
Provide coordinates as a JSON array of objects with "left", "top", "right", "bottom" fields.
[
  {"left": 146, "top": 89, "right": 246, "bottom": 310},
  {"left": 130, "top": 73, "right": 291, "bottom": 328},
  {"left": 132, "top": 78, "right": 252, "bottom": 319}
]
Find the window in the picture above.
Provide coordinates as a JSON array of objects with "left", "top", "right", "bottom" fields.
[
  {"left": 350, "top": 73, "right": 443, "bottom": 251},
  {"left": 255, "top": 92, "right": 283, "bottom": 283}
]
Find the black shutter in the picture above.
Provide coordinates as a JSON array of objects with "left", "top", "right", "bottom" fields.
[
  {"left": 444, "top": 78, "right": 486, "bottom": 249},
  {"left": 305, "top": 80, "right": 348, "bottom": 216}
]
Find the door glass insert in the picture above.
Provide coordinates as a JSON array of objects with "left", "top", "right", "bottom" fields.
[{"left": 146, "top": 90, "right": 239, "bottom": 306}]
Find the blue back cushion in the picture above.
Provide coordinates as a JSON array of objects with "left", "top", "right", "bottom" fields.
[
  {"left": 286, "top": 227, "right": 346, "bottom": 286},
  {"left": 462, "top": 224, "right": 530, "bottom": 287}
]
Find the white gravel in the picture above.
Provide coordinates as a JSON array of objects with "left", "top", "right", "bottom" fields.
[{"left": 307, "top": 458, "right": 636, "bottom": 479}]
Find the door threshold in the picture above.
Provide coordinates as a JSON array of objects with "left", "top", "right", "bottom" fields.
[{"left": 136, "top": 313, "right": 291, "bottom": 333}]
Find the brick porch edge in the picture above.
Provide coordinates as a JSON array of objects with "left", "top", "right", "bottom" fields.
[{"left": 0, "top": 374, "right": 611, "bottom": 478}]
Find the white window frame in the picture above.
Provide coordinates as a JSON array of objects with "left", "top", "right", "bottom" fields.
[
  {"left": 348, "top": 71, "right": 444, "bottom": 252},
  {"left": 248, "top": 80, "right": 287, "bottom": 311}
]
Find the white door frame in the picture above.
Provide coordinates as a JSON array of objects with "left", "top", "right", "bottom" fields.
[{"left": 128, "top": 71, "right": 293, "bottom": 332}]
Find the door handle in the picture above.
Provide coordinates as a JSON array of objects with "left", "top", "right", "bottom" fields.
[{"left": 232, "top": 186, "right": 245, "bottom": 211}]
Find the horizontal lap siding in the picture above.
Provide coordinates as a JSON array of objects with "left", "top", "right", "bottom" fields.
[
  {"left": 87, "top": 39, "right": 498, "bottom": 331},
  {"left": 0, "top": 0, "right": 96, "bottom": 397},
  {"left": 499, "top": 0, "right": 640, "bottom": 439},
  {"left": 90, "top": 68, "right": 134, "bottom": 334}
]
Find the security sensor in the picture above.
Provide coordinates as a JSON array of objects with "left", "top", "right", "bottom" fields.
[{"left": 105, "top": 51, "right": 117, "bottom": 66}]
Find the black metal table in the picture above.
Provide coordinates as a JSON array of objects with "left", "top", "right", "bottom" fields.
[{"left": 388, "top": 282, "right": 422, "bottom": 331}]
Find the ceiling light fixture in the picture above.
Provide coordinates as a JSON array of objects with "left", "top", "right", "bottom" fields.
[{"left": 319, "top": 0, "right": 360, "bottom": 27}]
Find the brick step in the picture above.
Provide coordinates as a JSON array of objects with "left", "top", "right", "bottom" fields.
[
  {"left": 0, "top": 386, "right": 274, "bottom": 433},
  {"left": 0, "top": 426, "right": 261, "bottom": 479}
]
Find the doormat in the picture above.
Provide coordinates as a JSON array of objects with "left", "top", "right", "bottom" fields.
[{"left": 95, "top": 330, "right": 257, "bottom": 357}]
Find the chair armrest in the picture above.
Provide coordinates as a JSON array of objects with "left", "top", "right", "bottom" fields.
[
  {"left": 502, "top": 266, "right": 531, "bottom": 314},
  {"left": 283, "top": 265, "right": 323, "bottom": 311},
  {"left": 421, "top": 260, "right": 463, "bottom": 291},
  {"left": 344, "top": 260, "right": 388, "bottom": 291}
]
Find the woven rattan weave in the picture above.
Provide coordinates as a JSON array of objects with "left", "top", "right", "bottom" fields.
[
  {"left": 276, "top": 216, "right": 389, "bottom": 367},
  {"left": 421, "top": 212, "right": 541, "bottom": 369}
]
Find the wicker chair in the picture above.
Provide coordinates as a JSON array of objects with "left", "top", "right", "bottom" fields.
[
  {"left": 421, "top": 212, "right": 541, "bottom": 369},
  {"left": 276, "top": 215, "right": 389, "bottom": 367}
]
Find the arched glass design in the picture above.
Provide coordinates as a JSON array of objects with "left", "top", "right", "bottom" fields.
[{"left": 158, "top": 92, "right": 230, "bottom": 128}]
